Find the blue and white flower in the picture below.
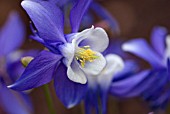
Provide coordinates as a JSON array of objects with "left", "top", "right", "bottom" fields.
[{"left": 9, "top": 0, "right": 111, "bottom": 108}]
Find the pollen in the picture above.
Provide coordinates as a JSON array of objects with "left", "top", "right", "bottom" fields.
[{"left": 75, "top": 46, "right": 99, "bottom": 67}]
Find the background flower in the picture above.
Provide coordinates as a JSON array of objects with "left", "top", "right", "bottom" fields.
[
  {"left": 122, "top": 26, "right": 170, "bottom": 112},
  {"left": 0, "top": 12, "right": 33, "bottom": 114}
]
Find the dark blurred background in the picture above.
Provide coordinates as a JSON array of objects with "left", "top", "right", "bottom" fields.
[{"left": 1, "top": 0, "right": 170, "bottom": 114}]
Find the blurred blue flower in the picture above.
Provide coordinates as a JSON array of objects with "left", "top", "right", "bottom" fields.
[
  {"left": 96, "top": 39, "right": 139, "bottom": 114},
  {"left": 103, "top": 40, "right": 141, "bottom": 98},
  {"left": 0, "top": 12, "right": 33, "bottom": 114},
  {"left": 51, "top": 0, "right": 120, "bottom": 33},
  {"left": 82, "top": 40, "right": 140, "bottom": 114},
  {"left": 122, "top": 26, "right": 170, "bottom": 110},
  {"left": 84, "top": 53, "right": 124, "bottom": 114},
  {"left": 9, "top": 0, "right": 114, "bottom": 108}
]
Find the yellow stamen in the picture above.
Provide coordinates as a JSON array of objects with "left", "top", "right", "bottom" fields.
[{"left": 75, "top": 46, "right": 99, "bottom": 67}]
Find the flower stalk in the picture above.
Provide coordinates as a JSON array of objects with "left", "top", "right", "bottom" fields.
[{"left": 42, "top": 84, "right": 56, "bottom": 114}]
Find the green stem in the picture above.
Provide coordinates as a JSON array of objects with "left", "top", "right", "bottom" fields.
[{"left": 42, "top": 84, "right": 56, "bottom": 114}]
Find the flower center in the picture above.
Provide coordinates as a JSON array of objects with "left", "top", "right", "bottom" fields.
[{"left": 75, "top": 46, "right": 99, "bottom": 67}]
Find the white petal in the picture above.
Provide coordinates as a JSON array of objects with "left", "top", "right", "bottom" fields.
[
  {"left": 67, "top": 59, "right": 87, "bottom": 84},
  {"left": 70, "top": 26, "right": 109, "bottom": 52},
  {"left": 101, "top": 54, "right": 124, "bottom": 76},
  {"left": 165, "top": 35, "right": 170, "bottom": 60},
  {"left": 83, "top": 27, "right": 109, "bottom": 52},
  {"left": 81, "top": 52, "right": 106, "bottom": 75},
  {"left": 98, "top": 54, "right": 124, "bottom": 89},
  {"left": 7, "top": 50, "right": 23, "bottom": 62},
  {"left": 87, "top": 76, "right": 98, "bottom": 89},
  {"left": 58, "top": 43, "right": 75, "bottom": 66}
]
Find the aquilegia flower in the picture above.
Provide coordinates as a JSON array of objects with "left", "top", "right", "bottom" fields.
[
  {"left": 9, "top": 0, "right": 111, "bottom": 108},
  {"left": 122, "top": 26, "right": 170, "bottom": 110},
  {"left": 84, "top": 54, "right": 124, "bottom": 114},
  {"left": 0, "top": 12, "right": 32, "bottom": 114},
  {"left": 83, "top": 40, "right": 142, "bottom": 114}
]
